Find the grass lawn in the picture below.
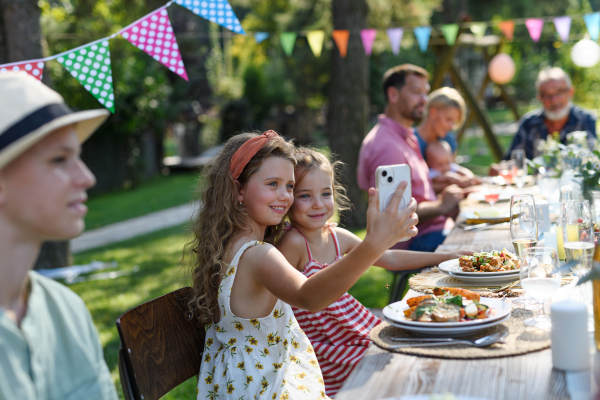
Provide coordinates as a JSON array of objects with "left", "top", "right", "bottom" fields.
[
  {"left": 70, "top": 224, "right": 392, "bottom": 399},
  {"left": 84, "top": 172, "right": 201, "bottom": 230}
]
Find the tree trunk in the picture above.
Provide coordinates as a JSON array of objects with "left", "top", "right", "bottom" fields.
[
  {"left": 0, "top": 1, "right": 70, "bottom": 269},
  {"left": 327, "top": 0, "right": 369, "bottom": 229}
]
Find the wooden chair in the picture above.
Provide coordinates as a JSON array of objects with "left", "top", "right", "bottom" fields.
[{"left": 116, "top": 287, "right": 205, "bottom": 400}]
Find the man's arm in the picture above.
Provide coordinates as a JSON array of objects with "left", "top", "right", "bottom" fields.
[{"left": 416, "top": 185, "right": 464, "bottom": 223}]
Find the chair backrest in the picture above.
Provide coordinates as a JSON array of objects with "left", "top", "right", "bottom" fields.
[{"left": 116, "top": 287, "right": 205, "bottom": 400}]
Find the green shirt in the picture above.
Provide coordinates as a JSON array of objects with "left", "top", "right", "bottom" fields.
[{"left": 0, "top": 271, "right": 118, "bottom": 400}]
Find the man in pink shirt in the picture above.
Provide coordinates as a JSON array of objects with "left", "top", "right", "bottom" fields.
[{"left": 357, "top": 64, "right": 464, "bottom": 252}]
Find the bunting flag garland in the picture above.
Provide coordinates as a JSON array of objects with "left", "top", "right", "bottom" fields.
[
  {"left": 525, "top": 18, "right": 544, "bottom": 42},
  {"left": 174, "top": 0, "right": 245, "bottom": 34},
  {"left": 414, "top": 26, "right": 432, "bottom": 53},
  {"left": 386, "top": 28, "right": 403, "bottom": 55},
  {"left": 57, "top": 41, "right": 115, "bottom": 112},
  {"left": 0, "top": 60, "right": 45, "bottom": 81},
  {"left": 360, "top": 29, "right": 377, "bottom": 56},
  {"left": 254, "top": 32, "right": 269, "bottom": 43},
  {"left": 280, "top": 32, "right": 297, "bottom": 56},
  {"left": 306, "top": 31, "right": 325, "bottom": 57},
  {"left": 553, "top": 16, "right": 572, "bottom": 43},
  {"left": 584, "top": 12, "right": 600, "bottom": 41},
  {"left": 440, "top": 23, "right": 459, "bottom": 46},
  {"left": 499, "top": 20, "right": 515, "bottom": 40},
  {"left": 121, "top": 8, "right": 188, "bottom": 81},
  {"left": 332, "top": 30, "right": 350, "bottom": 58},
  {"left": 469, "top": 22, "right": 487, "bottom": 38}
]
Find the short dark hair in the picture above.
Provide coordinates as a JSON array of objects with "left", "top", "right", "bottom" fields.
[{"left": 382, "top": 64, "right": 429, "bottom": 101}]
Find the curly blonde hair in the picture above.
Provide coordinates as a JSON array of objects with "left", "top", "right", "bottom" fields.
[
  {"left": 186, "top": 132, "right": 296, "bottom": 326},
  {"left": 289, "top": 147, "right": 351, "bottom": 224}
]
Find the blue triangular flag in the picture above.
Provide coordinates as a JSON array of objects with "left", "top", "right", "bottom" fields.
[
  {"left": 584, "top": 12, "right": 600, "bottom": 41},
  {"left": 175, "top": 0, "right": 245, "bottom": 34},
  {"left": 254, "top": 32, "right": 269, "bottom": 43},
  {"left": 414, "top": 26, "right": 432, "bottom": 53}
]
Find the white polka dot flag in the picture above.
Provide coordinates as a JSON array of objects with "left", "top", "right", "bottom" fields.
[
  {"left": 57, "top": 41, "right": 115, "bottom": 113},
  {"left": 121, "top": 8, "right": 188, "bottom": 81},
  {"left": 175, "top": 0, "right": 245, "bottom": 34},
  {"left": 0, "top": 60, "right": 45, "bottom": 81}
]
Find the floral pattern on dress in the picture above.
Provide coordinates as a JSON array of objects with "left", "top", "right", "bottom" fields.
[{"left": 197, "top": 241, "right": 329, "bottom": 399}]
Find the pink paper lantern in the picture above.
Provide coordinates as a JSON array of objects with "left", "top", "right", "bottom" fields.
[{"left": 488, "top": 53, "right": 516, "bottom": 85}]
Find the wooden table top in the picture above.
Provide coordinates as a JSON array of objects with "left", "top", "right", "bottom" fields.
[{"left": 336, "top": 195, "right": 598, "bottom": 400}]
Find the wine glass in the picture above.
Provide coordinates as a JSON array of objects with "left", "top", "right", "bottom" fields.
[
  {"left": 498, "top": 160, "right": 514, "bottom": 185},
  {"left": 510, "top": 194, "right": 538, "bottom": 257},
  {"left": 519, "top": 247, "right": 561, "bottom": 330},
  {"left": 511, "top": 149, "right": 527, "bottom": 188},
  {"left": 481, "top": 183, "right": 501, "bottom": 206},
  {"left": 561, "top": 200, "right": 594, "bottom": 278}
]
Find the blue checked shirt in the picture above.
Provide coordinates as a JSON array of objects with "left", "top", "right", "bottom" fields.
[{"left": 505, "top": 105, "right": 597, "bottom": 159}]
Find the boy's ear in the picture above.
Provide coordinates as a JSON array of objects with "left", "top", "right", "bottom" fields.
[{"left": 234, "top": 179, "right": 244, "bottom": 203}]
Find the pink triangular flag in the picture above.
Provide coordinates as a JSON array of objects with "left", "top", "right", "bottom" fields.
[
  {"left": 360, "top": 29, "right": 377, "bottom": 56},
  {"left": 121, "top": 8, "right": 188, "bottom": 80},
  {"left": 553, "top": 16, "right": 571, "bottom": 43},
  {"left": 525, "top": 18, "right": 544, "bottom": 43},
  {"left": 0, "top": 60, "right": 45, "bottom": 81}
]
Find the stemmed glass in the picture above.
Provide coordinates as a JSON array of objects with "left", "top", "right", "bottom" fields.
[
  {"left": 561, "top": 200, "right": 594, "bottom": 278},
  {"left": 519, "top": 247, "right": 561, "bottom": 330},
  {"left": 510, "top": 194, "right": 538, "bottom": 257},
  {"left": 482, "top": 183, "right": 501, "bottom": 206},
  {"left": 511, "top": 149, "right": 527, "bottom": 188}
]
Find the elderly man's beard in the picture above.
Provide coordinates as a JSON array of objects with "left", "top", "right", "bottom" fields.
[{"left": 545, "top": 101, "right": 572, "bottom": 121}]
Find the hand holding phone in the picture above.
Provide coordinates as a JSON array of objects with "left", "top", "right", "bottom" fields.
[{"left": 376, "top": 164, "right": 412, "bottom": 212}]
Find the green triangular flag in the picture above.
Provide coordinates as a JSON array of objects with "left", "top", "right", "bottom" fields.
[
  {"left": 470, "top": 22, "right": 487, "bottom": 38},
  {"left": 57, "top": 41, "right": 115, "bottom": 113},
  {"left": 441, "top": 24, "right": 460, "bottom": 46},
  {"left": 280, "top": 32, "right": 297, "bottom": 56}
]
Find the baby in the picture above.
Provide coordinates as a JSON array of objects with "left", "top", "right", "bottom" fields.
[{"left": 425, "top": 140, "right": 479, "bottom": 188}]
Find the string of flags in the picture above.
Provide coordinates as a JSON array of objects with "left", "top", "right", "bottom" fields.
[
  {"left": 2, "top": 0, "right": 600, "bottom": 113},
  {"left": 0, "top": 0, "right": 244, "bottom": 113}
]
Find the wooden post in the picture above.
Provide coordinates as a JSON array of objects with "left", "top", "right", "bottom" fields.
[{"left": 448, "top": 62, "right": 504, "bottom": 160}]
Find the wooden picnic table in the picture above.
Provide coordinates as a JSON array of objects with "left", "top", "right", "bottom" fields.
[{"left": 336, "top": 196, "right": 598, "bottom": 400}]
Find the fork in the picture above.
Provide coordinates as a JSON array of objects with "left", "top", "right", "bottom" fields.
[{"left": 387, "top": 331, "right": 507, "bottom": 349}]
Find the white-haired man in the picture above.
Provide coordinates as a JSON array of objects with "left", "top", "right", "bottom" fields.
[{"left": 506, "top": 67, "right": 597, "bottom": 159}]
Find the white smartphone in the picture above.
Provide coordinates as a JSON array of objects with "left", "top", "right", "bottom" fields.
[{"left": 376, "top": 164, "right": 412, "bottom": 212}]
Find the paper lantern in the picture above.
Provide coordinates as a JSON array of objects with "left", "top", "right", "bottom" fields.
[
  {"left": 488, "top": 53, "right": 516, "bottom": 85},
  {"left": 571, "top": 39, "right": 600, "bottom": 68}
]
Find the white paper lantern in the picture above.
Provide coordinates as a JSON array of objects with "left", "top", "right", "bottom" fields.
[
  {"left": 571, "top": 39, "right": 600, "bottom": 68},
  {"left": 488, "top": 53, "right": 516, "bottom": 85}
]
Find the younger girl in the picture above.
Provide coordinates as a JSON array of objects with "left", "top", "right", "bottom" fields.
[
  {"left": 188, "top": 131, "right": 418, "bottom": 399},
  {"left": 277, "top": 147, "right": 472, "bottom": 396}
]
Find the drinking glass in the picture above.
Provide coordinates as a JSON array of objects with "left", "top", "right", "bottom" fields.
[
  {"left": 498, "top": 160, "right": 514, "bottom": 185},
  {"left": 519, "top": 247, "right": 561, "bottom": 330},
  {"left": 481, "top": 183, "right": 501, "bottom": 206},
  {"left": 510, "top": 194, "right": 538, "bottom": 257},
  {"left": 556, "top": 186, "right": 574, "bottom": 261},
  {"left": 561, "top": 200, "right": 594, "bottom": 277},
  {"left": 511, "top": 149, "right": 527, "bottom": 188}
]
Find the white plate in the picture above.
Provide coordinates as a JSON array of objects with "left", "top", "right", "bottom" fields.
[
  {"left": 383, "top": 313, "right": 511, "bottom": 336},
  {"left": 439, "top": 268, "right": 520, "bottom": 284},
  {"left": 438, "top": 258, "right": 520, "bottom": 277},
  {"left": 470, "top": 192, "right": 513, "bottom": 203},
  {"left": 383, "top": 298, "right": 511, "bottom": 328}
]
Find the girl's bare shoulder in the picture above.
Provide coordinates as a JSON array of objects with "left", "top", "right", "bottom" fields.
[
  {"left": 276, "top": 228, "right": 307, "bottom": 270},
  {"left": 331, "top": 225, "right": 362, "bottom": 254}
]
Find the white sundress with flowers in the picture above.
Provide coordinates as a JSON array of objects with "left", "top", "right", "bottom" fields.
[{"left": 197, "top": 241, "right": 329, "bottom": 400}]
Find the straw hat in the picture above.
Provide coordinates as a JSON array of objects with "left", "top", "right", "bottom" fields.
[{"left": 0, "top": 72, "right": 110, "bottom": 170}]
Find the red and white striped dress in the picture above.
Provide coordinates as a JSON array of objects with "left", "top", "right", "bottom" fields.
[{"left": 291, "top": 224, "right": 381, "bottom": 397}]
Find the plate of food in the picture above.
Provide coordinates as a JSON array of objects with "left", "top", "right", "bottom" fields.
[
  {"left": 383, "top": 287, "right": 511, "bottom": 329},
  {"left": 461, "top": 208, "right": 511, "bottom": 225},
  {"left": 384, "top": 312, "right": 511, "bottom": 336},
  {"left": 438, "top": 250, "right": 521, "bottom": 277}
]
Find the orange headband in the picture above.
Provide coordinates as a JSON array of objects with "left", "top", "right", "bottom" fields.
[{"left": 229, "top": 130, "right": 280, "bottom": 180}]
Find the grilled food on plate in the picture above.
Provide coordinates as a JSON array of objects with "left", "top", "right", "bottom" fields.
[
  {"left": 404, "top": 287, "right": 495, "bottom": 323},
  {"left": 459, "top": 249, "right": 520, "bottom": 272}
]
